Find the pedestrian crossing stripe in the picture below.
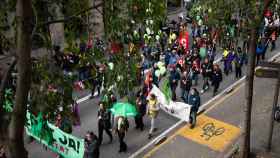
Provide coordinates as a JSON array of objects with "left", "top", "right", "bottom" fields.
[{"left": 178, "top": 115, "right": 241, "bottom": 151}]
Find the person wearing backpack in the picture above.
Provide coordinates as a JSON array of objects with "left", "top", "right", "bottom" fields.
[
  {"left": 116, "top": 117, "right": 129, "bottom": 153},
  {"left": 97, "top": 102, "right": 113, "bottom": 145},
  {"left": 147, "top": 94, "right": 160, "bottom": 139},
  {"left": 169, "top": 66, "right": 180, "bottom": 101},
  {"left": 188, "top": 88, "right": 201, "bottom": 129}
]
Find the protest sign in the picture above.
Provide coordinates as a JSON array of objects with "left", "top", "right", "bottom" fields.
[{"left": 25, "top": 111, "right": 84, "bottom": 158}]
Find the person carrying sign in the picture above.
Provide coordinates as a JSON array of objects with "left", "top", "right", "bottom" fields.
[
  {"left": 97, "top": 102, "right": 113, "bottom": 145},
  {"left": 147, "top": 94, "right": 160, "bottom": 139}
]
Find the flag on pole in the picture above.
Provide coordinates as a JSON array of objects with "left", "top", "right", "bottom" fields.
[{"left": 161, "top": 78, "right": 172, "bottom": 104}]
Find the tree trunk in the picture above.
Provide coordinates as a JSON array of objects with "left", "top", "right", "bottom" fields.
[
  {"left": 7, "top": 0, "right": 33, "bottom": 157},
  {"left": 240, "top": 28, "right": 257, "bottom": 158},
  {"left": 240, "top": 1, "right": 272, "bottom": 157}
]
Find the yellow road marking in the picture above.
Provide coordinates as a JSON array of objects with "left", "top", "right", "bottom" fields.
[{"left": 178, "top": 115, "right": 240, "bottom": 151}]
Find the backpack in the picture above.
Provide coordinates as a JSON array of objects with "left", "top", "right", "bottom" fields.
[{"left": 119, "top": 118, "right": 129, "bottom": 133}]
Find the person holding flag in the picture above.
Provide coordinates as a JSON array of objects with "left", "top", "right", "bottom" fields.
[{"left": 169, "top": 66, "right": 180, "bottom": 101}]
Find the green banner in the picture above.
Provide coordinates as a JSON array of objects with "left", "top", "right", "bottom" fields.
[{"left": 25, "top": 111, "right": 84, "bottom": 158}]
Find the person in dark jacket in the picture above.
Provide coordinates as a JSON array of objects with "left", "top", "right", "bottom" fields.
[
  {"left": 200, "top": 58, "right": 213, "bottom": 93},
  {"left": 188, "top": 88, "right": 201, "bottom": 129},
  {"left": 180, "top": 71, "right": 192, "bottom": 103},
  {"left": 97, "top": 102, "right": 113, "bottom": 145},
  {"left": 169, "top": 67, "right": 181, "bottom": 101},
  {"left": 134, "top": 90, "right": 147, "bottom": 131},
  {"left": 152, "top": 63, "right": 160, "bottom": 87},
  {"left": 212, "top": 64, "right": 223, "bottom": 96},
  {"left": 234, "top": 52, "right": 243, "bottom": 79},
  {"left": 55, "top": 113, "right": 72, "bottom": 134},
  {"left": 85, "top": 131, "right": 100, "bottom": 158},
  {"left": 116, "top": 116, "right": 129, "bottom": 152},
  {"left": 256, "top": 40, "right": 269, "bottom": 65}
]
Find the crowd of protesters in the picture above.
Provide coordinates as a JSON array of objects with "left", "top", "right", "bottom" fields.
[
  {"left": 2, "top": 7, "right": 276, "bottom": 158},
  {"left": 81, "top": 10, "right": 279, "bottom": 157}
]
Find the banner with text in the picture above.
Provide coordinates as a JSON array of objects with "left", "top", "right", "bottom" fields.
[{"left": 25, "top": 112, "right": 84, "bottom": 158}]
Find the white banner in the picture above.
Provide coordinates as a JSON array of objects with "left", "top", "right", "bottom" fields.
[{"left": 149, "top": 86, "right": 191, "bottom": 122}]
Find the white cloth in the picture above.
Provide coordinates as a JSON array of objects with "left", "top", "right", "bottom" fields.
[{"left": 149, "top": 85, "right": 191, "bottom": 122}]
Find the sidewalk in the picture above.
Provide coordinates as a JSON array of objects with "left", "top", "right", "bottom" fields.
[{"left": 138, "top": 54, "right": 280, "bottom": 158}]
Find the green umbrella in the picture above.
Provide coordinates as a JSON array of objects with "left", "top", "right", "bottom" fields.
[{"left": 110, "top": 102, "right": 138, "bottom": 117}]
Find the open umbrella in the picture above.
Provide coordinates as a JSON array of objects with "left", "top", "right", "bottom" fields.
[{"left": 110, "top": 102, "right": 138, "bottom": 117}]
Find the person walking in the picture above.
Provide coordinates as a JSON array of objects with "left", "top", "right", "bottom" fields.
[
  {"left": 188, "top": 88, "right": 201, "bottom": 129},
  {"left": 72, "top": 99, "right": 81, "bottom": 127},
  {"left": 134, "top": 90, "right": 147, "bottom": 131},
  {"left": 147, "top": 94, "right": 160, "bottom": 139},
  {"left": 90, "top": 66, "right": 102, "bottom": 98},
  {"left": 270, "top": 30, "right": 277, "bottom": 51},
  {"left": 116, "top": 117, "right": 129, "bottom": 153},
  {"left": 97, "top": 102, "right": 113, "bottom": 145},
  {"left": 211, "top": 64, "right": 223, "bottom": 96},
  {"left": 191, "top": 60, "right": 200, "bottom": 86},
  {"left": 169, "top": 67, "right": 180, "bottom": 101},
  {"left": 180, "top": 71, "right": 192, "bottom": 103},
  {"left": 152, "top": 63, "right": 160, "bottom": 87},
  {"left": 84, "top": 131, "right": 100, "bottom": 158},
  {"left": 222, "top": 48, "right": 230, "bottom": 75},
  {"left": 234, "top": 51, "right": 242, "bottom": 79},
  {"left": 200, "top": 58, "right": 213, "bottom": 93}
]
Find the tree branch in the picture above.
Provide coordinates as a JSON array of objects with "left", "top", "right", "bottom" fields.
[{"left": 38, "top": 2, "right": 103, "bottom": 26}]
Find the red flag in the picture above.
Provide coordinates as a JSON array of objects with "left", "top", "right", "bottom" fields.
[{"left": 178, "top": 31, "right": 189, "bottom": 50}]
